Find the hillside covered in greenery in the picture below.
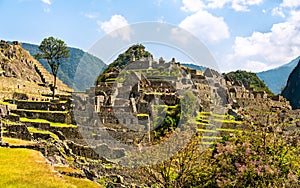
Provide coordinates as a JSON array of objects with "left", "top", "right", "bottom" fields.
[
  {"left": 96, "top": 44, "right": 152, "bottom": 84},
  {"left": 22, "top": 43, "right": 106, "bottom": 91},
  {"left": 224, "top": 70, "right": 273, "bottom": 95}
]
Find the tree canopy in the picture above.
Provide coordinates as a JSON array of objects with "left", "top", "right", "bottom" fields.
[{"left": 35, "top": 37, "right": 70, "bottom": 99}]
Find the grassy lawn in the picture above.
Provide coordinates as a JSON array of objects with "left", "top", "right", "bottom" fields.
[
  {"left": 0, "top": 101, "right": 17, "bottom": 108},
  {"left": 197, "top": 129, "right": 217, "bottom": 133},
  {"left": 54, "top": 166, "right": 82, "bottom": 174},
  {"left": 20, "top": 117, "right": 77, "bottom": 128},
  {"left": 216, "top": 128, "right": 242, "bottom": 132},
  {"left": 2, "top": 137, "right": 36, "bottom": 146},
  {"left": 20, "top": 117, "right": 49, "bottom": 123},
  {"left": 212, "top": 119, "right": 244, "bottom": 124},
  {"left": 0, "top": 148, "right": 101, "bottom": 187},
  {"left": 27, "top": 127, "right": 59, "bottom": 141},
  {"left": 63, "top": 175, "right": 100, "bottom": 188},
  {"left": 50, "top": 122, "right": 77, "bottom": 128},
  {"left": 1, "top": 120, "right": 21, "bottom": 126},
  {"left": 200, "top": 136, "right": 222, "bottom": 140},
  {"left": 16, "top": 109, "right": 69, "bottom": 114},
  {"left": 137, "top": 114, "right": 149, "bottom": 117}
]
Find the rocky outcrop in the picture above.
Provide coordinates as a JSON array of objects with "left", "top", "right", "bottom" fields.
[
  {"left": 282, "top": 59, "right": 300, "bottom": 109},
  {"left": 0, "top": 40, "right": 72, "bottom": 101}
]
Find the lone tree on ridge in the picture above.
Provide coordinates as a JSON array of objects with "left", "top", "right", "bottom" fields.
[{"left": 35, "top": 37, "right": 70, "bottom": 99}]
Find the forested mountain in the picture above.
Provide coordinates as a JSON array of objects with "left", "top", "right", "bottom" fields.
[
  {"left": 224, "top": 70, "right": 273, "bottom": 95},
  {"left": 22, "top": 43, "right": 106, "bottom": 91}
]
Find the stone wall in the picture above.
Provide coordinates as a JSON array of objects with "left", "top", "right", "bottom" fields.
[
  {"left": 12, "top": 109, "right": 73, "bottom": 124},
  {"left": 66, "top": 141, "right": 125, "bottom": 160},
  {"left": 11, "top": 100, "right": 70, "bottom": 111},
  {"left": 3, "top": 123, "right": 32, "bottom": 140}
]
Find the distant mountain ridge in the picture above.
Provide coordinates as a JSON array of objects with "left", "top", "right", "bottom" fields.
[
  {"left": 181, "top": 63, "right": 206, "bottom": 72},
  {"left": 22, "top": 43, "right": 106, "bottom": 91},
  {"left": 257, "top": 56, "right": 300, "bottom": 94}
]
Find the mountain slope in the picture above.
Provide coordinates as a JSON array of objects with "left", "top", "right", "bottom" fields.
[
  {"left": 0, "top": 41, "right": 71, "bottom": 100},
  {"left": 257, "top": 56, "right": 300, "bottom": 94},
  {"left": 224, "top": 70, "right": 273, "bottom": 95},
  {"left": 22, "top": 43, "right": 106, "bottom": 91},
  {"left": 281, "top": 59, "right": 300, "bottom": 109},
  {"left": 96, "top": 44, "right": 152, "bottom": 84}
]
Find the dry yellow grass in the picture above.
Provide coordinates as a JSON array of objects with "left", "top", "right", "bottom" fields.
[
  {"left": 2, "top": 137, "right": 36, "bottom": 146},
  {"left": 0, "top": 147, "right": 101, "bottom": 187}
]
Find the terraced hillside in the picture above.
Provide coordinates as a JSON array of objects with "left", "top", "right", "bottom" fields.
[{"left": 0, "top": 40, "right": 72, "bottom": 101}]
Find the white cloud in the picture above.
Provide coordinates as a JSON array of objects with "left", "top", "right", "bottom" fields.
[
  {"left": 84, "top": 13, "right": 98, "bottom": 19},
  {"left": 179, "top": 10, "right": 230, "bottom": 42},
  {"left": 170, "top": 28, "right": 191, "bottom": 44},
  {"left": 180, "top": 0, "right": 263, "bottom": 12},
  {"left": 244, "top": 60, "right": 269, "bottom": 72},
  {"left": 227, "top": 12, "right": 300, "bottom": 71},
  {"left": 180, "top": 0, "right": 205, "bottom": 12},
  {"left": 41, "top": 0, "right": 51, "bottom": 5},
  {"left": 272, "top": 0, "right": 300, "bottom": 18},
  {"left": 281, "top": 0, "right": 300, "bottom": 8},
  {"left": 98, "top": 15, "right": 131, "bottom": 41},
  {"left": 272, "top": 7, "right": 285, "bottom": 18}
]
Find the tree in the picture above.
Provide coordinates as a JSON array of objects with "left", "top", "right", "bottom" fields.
[{"left": 35, "top": 37, "right": 70, "bottom": 99}]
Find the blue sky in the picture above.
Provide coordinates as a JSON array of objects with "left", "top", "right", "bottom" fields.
[{"left": 0, "top": 0, "right": 299, "bottom": 72}]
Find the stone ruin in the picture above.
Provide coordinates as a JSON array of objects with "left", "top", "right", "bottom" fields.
[
  {"left": 74, "top": 56, "right": 291, "bottom": 141},
  {"left": 72, "top": 57, "right": 200, "bottom": 153}
]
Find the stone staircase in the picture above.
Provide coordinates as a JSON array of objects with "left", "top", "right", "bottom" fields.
[{"left": 32, "top": 60, "right": 73, "bottom": 94}]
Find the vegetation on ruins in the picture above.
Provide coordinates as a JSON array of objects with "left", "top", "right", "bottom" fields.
[
  {"left": 224, "top": 70, "right": 273, "bottom": 95},
  {"left": 35, "top": 37, "right": 70, "bottom": 99},
  {"left": 96, "top": 44, "right": 152, "bottom": 84},
  {"left": 140, "top": 107, "right": 300, "bottom": 187},
  {"left": 2, "top": 41, "right": 300, "bottom": 187}
]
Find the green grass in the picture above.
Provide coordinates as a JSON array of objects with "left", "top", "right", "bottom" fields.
[
  {"left": 27, "top": 127, "right": 59, "bottom": 141},
  {"left": 1, "top": 120, "right": 20, "bottom": 125},
  {"left": 50, "top": 122, "right": 77, "bottom": 128},
  {"left": 0, "top": 148, "right": 101, "bottom": 188},
  {"left": 168, "top": 105, "right": 179, "bottom": 109},
  {"left": 20, "top": 117, "right": 77, "bottom": 128},
  {"left": 137, "top": 114, "right": 149, "bottom": 117},
  {"left": 20, "top": 117, "right": 49, "bottom": 123},
  {"left": 197, "top": 112, "right": 235, "bottom": 120},
  {"left": 0, "top": 101, "right": 17, "bottom": 108},
  {"left": 16, "top": 109, "right": 69, "bottom": 114},
  {"left": 212, "top": 119, "right": 243, "bottom": 124},
  {"left": 54, "top": 166, "right": 82, "bottom": 174},
  {"left": 63, "top": 175, "right": 101, "bottom": 188},
  {"left": 105, "top": 78, "right": 117, "bottom": 82},
  {"left": 197, "top": 129, "right": 217, "bottom": 133},
  {"left": 201, "top": 141, "right": 217, "bottom": 145},
  {"left": 9, "top": 113, "right": 19, "bottom": 117},
  {"left": 196, "top": 122, "right": 214, "bottom": 126},
  {"left": 216, "top": 128, "right": 242, "bottom": 132},
  {"left": 2, "top": 137, "right": 36, "bottom": 146}
]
